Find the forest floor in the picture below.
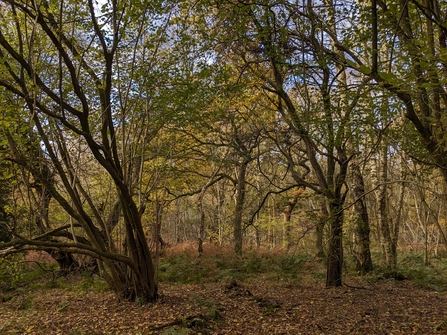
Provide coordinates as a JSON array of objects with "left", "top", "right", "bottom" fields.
[{"left": 1, "top": 274, "right": 447, "bottom": 335}]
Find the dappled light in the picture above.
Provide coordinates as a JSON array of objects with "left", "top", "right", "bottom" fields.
[{"left": 1, "top": 0, "right": 447, "bottom": 333}]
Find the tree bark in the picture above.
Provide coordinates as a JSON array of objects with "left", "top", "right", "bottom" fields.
[
  {"left": 316, "top": 199, "right": 327, "bottom": 258},
  {"left": 374, "top": 143, "right": 396, "bottom": 270},
  {"left": 350, "top": 162, "right": 373, "bottom": 274},
  {"left": 283, "top": 191, "right": 300, "bottom": 250},
  {"left": 326, "top": 199, "right": 344, "bottom": 287},
  {"left": 234, "top": 160, "right": 248, "bottom": 255}
]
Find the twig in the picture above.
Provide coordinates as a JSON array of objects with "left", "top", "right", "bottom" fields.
[{"left": 343, "top": 283, "right": 367, "bottom": 290}]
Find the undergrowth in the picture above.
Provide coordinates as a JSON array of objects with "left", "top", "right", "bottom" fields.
[
  {"left": 158, "top": 244, "right": 314, "bottom": 284},
  {"left": 4, "top": 244, "right": 447, "bottom": 299},
  {"left": 0, "top": 253, "right": 58, "bottom": 292},
  {"left": 359, "top": 250, "right": 447, "bottom": 291},
  {"left": 0, "top": 252, "right": 108, "bottom": 303},
  {"left": 396, "top": 252, "right": 447, "bottom": 291}
]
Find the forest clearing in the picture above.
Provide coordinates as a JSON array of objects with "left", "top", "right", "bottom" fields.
[
  {"left": 3, "top": 1, "right": 447, "bottom": 334},
  {"left": 2, "top": 245, "right": 447, "bottom": 335}
]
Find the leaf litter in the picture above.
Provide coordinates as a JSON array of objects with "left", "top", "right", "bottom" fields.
[{"left": 1, "top": 277, "right": 447, "bottom": 334}]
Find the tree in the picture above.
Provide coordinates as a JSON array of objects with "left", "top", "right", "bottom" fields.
[
  {"left": 317, "top": 0, "right": 447, "bottom": 191},
  {"left": 205, "top": 0, "right": 378, "bottom": 286},
  {"left": 178, "top": 89, "right": 267, "bottom": 254},
  {"left": 0, "top": 0, "right": 184, "bottom": 301},
  {"left": 350, "top": 158, "right": 374, "bottom": 274}
]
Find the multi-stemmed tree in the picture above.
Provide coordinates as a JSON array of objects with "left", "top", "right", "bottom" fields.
[{"left": 0, "top": 0, "right": 185, "bottom": 301}]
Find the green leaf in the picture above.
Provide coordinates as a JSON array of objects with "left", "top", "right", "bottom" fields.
[
  {"left": 359, "top": 64, "right": 372, "bottom": 75},
  {"left": 378, "top": 72, "right": 396, "bottom": 81}
]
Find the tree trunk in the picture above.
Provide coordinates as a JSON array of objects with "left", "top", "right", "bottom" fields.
[
  {"left": 32, "top": 158, "right": 80, "bottom": 275},
  {"left": 49, "top": 250, "right": 79, "bottom": 275},
  {"left": 284, "top": 190, "right": 300, "bottom": 250},
  {"left": 234, "top": 161, "right": 248, "bottom": 255},
  {"left": 374, "top": 143, "right": 396, "bottom": 270},
  {"left": 350, "top": 162, "right": 373, "bottom": 274},
  {"left": 119, "top": 193, "right": 158, "bottom": 301},
  {"left": 153, "top": 199, "right": 163, "bottom": 283},
  {"left": 198, "top": 167, "right": 220, "bottom": 253},
  {"left": 326, "top": 199, "right": 344, "bottom": 287},
  {"left": 316, "top": 199, "right": 327, "bottom": 258},
  {"left": 198, "top": 210, "right": 205, "bottom": 254}
]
